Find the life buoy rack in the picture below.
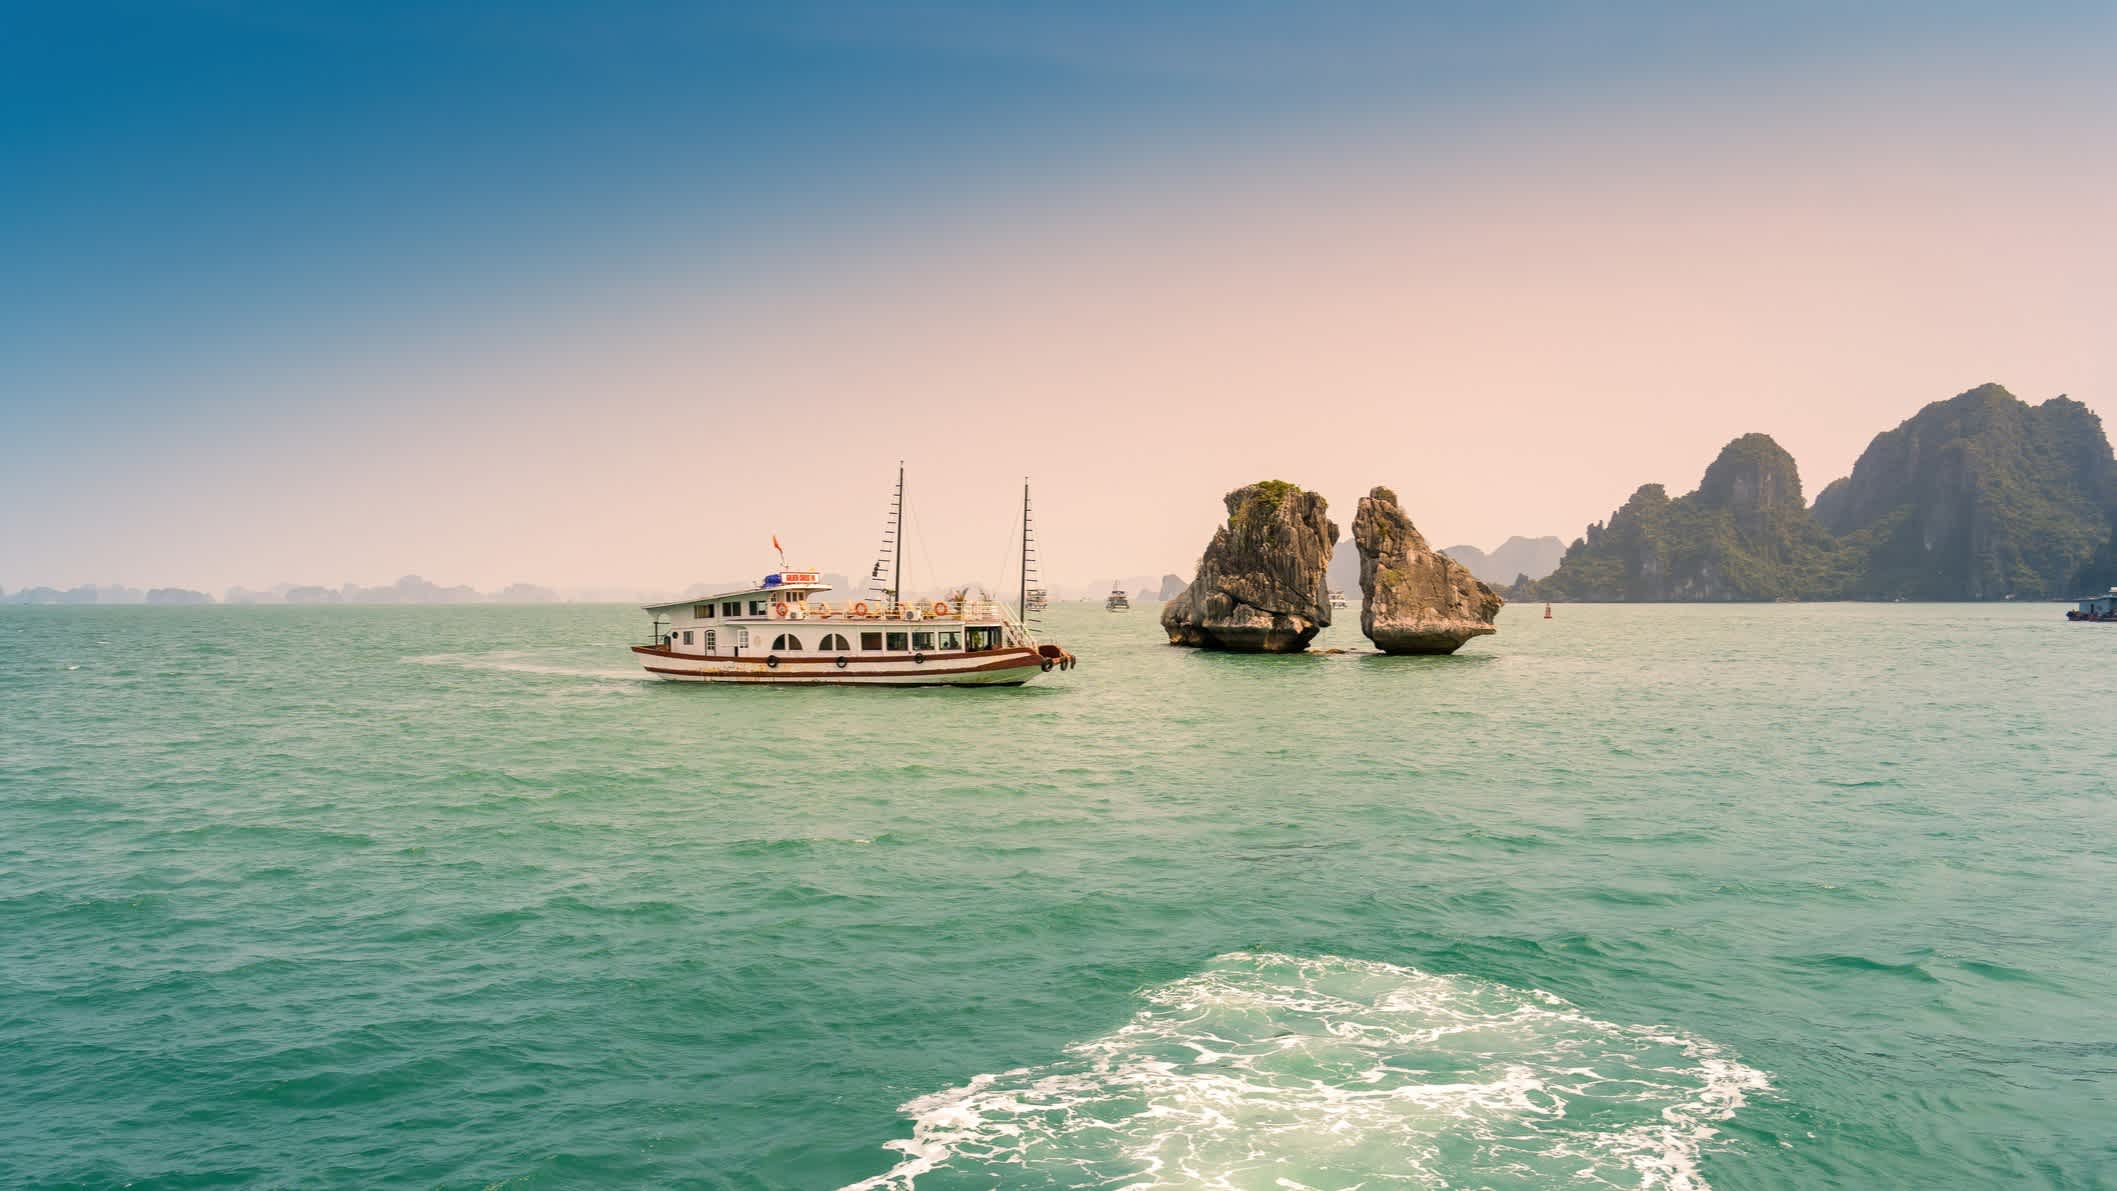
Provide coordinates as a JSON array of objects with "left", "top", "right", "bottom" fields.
[
  {"left": 931, "top": 600, "right": 951, "bottom": 617},
  {"left": 772, "top": 602, "right": 791, "bottom": 619},
  {"left": 813, "top": 603, "right": 833, "bottom": 618}
]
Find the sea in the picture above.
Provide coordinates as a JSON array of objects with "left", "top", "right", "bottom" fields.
[{"left": 2, "top": 601, "right": 2112, "bottom": 1189}]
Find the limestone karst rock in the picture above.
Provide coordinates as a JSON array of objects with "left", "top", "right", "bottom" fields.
[
  {"left": 1161, "top": 481, "right": 1337, "bottom": 652},
  {"left": 1529, "top": 434, "right": 1844, "bottom": 601},
  {"left": 1353, "top": 486, "right": 1503, "bottom": 654},
  {"left": 1811, "top": 385, "right": 2114, "bottom": 599}
]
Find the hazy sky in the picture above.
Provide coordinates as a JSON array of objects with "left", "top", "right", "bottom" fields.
[{"left": 6, "top": 2, "right": 2114, "bottom": 595}]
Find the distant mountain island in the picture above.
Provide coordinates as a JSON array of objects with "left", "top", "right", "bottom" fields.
[
  {"left": 1438, "top": 537, "right": 1567, "bottom": 587},
  {"left": 0, "top": 584, "right": 209, "bottom": 605},
  {"left": 1525, "top": 384, "right": 2117, "bottom": 602},
  {"left": 1323, "top": 534, "right": 1562, "bottom": 593},
  {"left": 3, "top": 574, "right": 851, "bottom": 606}
]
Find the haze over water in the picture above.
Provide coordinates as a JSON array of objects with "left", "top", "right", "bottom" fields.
[{"left": 4, "top": 602, "right": 2111, "bottom": 1187}]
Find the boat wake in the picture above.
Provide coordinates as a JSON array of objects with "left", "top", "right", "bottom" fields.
[
  {"left": 845, "top": 951, "right": 1768, "bottom": 1189},
  {"left": 404, "top": 650, "right": 648, "bottom": 682}
]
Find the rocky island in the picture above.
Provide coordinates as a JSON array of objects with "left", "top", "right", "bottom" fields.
[
  {"left": 1524, "top": 384, "right": 2117, "bottom": 602},
  {"left": 1162, "top": 481, "right": 1337, "bottom": 652},
  {"left": 1352, "top": 487, "right": 1504, "bottom": 653}
]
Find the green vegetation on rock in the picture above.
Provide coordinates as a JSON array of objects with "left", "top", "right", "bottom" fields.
[{"left": 1525, "top": 385, "right": 2115, "bottom": 602}]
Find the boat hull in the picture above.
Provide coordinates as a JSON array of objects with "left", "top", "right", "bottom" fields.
[{"left": 632, "top": 644, "right": 1055, "bottom": 686}]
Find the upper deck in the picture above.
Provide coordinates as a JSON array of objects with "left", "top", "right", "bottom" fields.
[{"left": 644, "top": 570, "right": 1019, "bottom": 628}]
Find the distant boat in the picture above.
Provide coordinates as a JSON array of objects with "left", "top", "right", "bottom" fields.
[
  {"left": 2065, "top": 587, "right": 2117, "bottom": 622},
  {"left": 1025, "top": 587, "right": 1049, "bottom": 612},
  {"left": 1105, "top": 588, "right": 1131, "bottom": 612},
  {"left": 1328, "top": 589, "right": 1348, "bottom": 609}
]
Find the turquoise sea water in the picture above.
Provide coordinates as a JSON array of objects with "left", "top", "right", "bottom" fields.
[{"left": 2, "top": 602, "right": 2113, "bottom": 1189}]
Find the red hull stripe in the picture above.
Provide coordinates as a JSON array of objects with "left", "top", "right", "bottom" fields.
[{"left": 632, "top": 645, "right": 1040, "bottom": 667}]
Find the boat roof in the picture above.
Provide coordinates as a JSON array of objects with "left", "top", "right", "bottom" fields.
[{"left": 642, "top": 570, "right": 831, "bottom": 613}]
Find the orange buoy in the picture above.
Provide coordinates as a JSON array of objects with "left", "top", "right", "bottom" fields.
[
  {"left": 932, "top": 600, "right": 951, "bottom": 617},
  {"left": 772, "top": 601, "right": 791, "bottom": 619},
  {"left": 851, "top": 601, "right": 870, "bottom": 617}
]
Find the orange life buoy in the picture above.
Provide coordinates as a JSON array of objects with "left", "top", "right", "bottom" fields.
[
  {"left": 932, "top": 600, "right": 951, "bottom": 617},
  {"left": 850, "top": 601, "right": 869, "bottom": 617},
  {"left": 772, "top": 601, "right": 791, "bottom": 619}
]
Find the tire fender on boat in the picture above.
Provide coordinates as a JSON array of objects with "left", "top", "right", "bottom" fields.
[
  {"left": 765, "top": 655, "right": 780, "bottom": 669},
  {"left": 1040, "top": 659, "right": 1054, "bottom": 672},
  {"left": 834, "top": 656, "right": 849, "bottom": 669},
  {"left": 912, "top": 653, "right": 926, "bottom": 665}
]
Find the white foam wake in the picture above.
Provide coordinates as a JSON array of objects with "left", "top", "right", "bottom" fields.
[
  {"left": 404, "top": 650, "right": 647, "bottom": 682},
  {"left": 846, "top": 951, "right": 1768, "bottom": 1190}
]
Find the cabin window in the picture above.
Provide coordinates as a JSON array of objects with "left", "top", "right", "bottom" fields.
[
  {"left": 860, "top": 632, "right": 884, "bottom": 650},
  {"left": 967, "top": 627, "right": 1000, "bottom": 651},
  {"left": 704, "top": 630, "right": 716, "bottom": 652},
  {"left": 736, "top": 628, "right": 750, "bottom": 649},
  {"left": 682, "top": 630, "right": 694, "bottom": 645},
  {"left": 722, "top": 601, "right": 740, "bottom": 617},
  {"left": 694, "top": 604, "right": 713, "bottom": 620},
  {"left": 819, "top": 633, "right": 851, "bottom": 652},
  {"left": 912, "top": 631, "right": 935, "bottom": 650},
  {"left": 749, "top": 600, "right": 767, "bottom": 616},
  {"left": 886, "top": 631, "right": 909, "bottom": 651},
  {"left": 938, "top": 630, "right": 962, "bottom": 650},
  {"left": 770, "top": 633, "right": 803, "bottom": 651}
]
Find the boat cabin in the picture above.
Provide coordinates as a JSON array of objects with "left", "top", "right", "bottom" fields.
[
  {"left": 643, "top": 571, "right": 1018, "bottom": 659},
  {"left": 2069, "top": 589, "right": 2117, "bottom": 621}
]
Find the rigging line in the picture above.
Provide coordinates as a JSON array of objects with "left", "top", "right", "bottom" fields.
[
  {"left": 905, "top": 502, "right": 943, "bottom": 600},
  {"left": 986, "top": 505, "right": 1021, "bottom": 602}
]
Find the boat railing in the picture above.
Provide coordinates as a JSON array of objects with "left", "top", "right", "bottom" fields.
[{"left": 772, "top": 598, "right": 1023, "bottom": 624}]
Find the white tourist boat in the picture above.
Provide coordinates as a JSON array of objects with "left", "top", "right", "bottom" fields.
[
  {"left": 1328, "top": 588, "right": 1349, "bottom": 609},
  {"left": 632, "top": 472, "right": 1075, "bottom": 686},
  {"left": 1105, "top": 588, "right": 1131, "bottom": 611}
]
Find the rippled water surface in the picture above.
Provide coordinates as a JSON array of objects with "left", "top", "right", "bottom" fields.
[{"left": 3, "top": 602, "right": 2113, "bottom": 1188}]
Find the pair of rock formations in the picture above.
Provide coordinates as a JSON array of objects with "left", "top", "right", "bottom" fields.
[{"left": 1161, "top": 482, "right": 1503, "bottom": 653}]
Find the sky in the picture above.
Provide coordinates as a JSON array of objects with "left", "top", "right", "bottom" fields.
[{"left": 5, "top": 1, "right": 2114, "bottom": 596}]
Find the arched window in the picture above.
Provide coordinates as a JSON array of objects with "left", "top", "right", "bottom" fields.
[
  {"left": 818, "top": 633, "right": 851, "bottom": 652},
  {"left": 770, "top": 633, "right": 804, "bottom": 651}
]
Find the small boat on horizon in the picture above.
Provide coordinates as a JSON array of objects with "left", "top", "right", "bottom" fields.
[
  {"left": 632, "top": 470, "right": 1075, "bottom": 685},
  {"left": 1328, "top": 588, "right": 1348, "bottom": 609},
  {"left": 1105, "top": 588, "right": 1131, "bottom": 612}
]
